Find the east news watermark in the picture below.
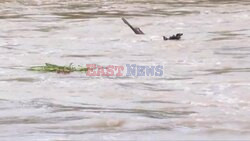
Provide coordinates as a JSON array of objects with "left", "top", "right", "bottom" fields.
[{"left": 86, "top": 64, "right": 164, "bottom": 77}]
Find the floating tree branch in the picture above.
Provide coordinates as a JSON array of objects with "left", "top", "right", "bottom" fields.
[
  {"left": 163, "top": 33, "right": 183, "bottom": 40},
  {"left": 122, "top": 18, "right": 183, "bottom": 40},
  {"left": 122, "top": 18, "right": 144, "bottom": 35},
  {"left": 28, "top": 63, "right": 88, "bottom": 74}
]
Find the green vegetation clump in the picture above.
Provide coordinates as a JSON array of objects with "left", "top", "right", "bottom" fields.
[{"left": 28, "top": 63, "right": 88, "bottom": 73}]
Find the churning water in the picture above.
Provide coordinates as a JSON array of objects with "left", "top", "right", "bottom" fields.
[{"left": 0, "top": 0, "right": 250, "bottom": 140}]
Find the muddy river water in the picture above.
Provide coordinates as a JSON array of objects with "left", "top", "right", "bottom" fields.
[{"left": 0, "top": 0, "right": 250, "bottom": 140}]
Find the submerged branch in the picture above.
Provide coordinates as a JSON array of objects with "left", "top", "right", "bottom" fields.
[{"left": 122, "top": 18, "right": 144, "bottom": 35}]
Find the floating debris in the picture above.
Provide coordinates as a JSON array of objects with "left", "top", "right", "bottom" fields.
[
  {"left": 122, "top": 18, "right": 144, "bottom": 35},
  {"left": 28, "top": 63, "right": 88, "bottom": 74},
  {"left": 163, "top": 33, "right": 183, "bottom": 40},
  {"left": 122, "top": 18, "right": 183, "bottom": 40}
]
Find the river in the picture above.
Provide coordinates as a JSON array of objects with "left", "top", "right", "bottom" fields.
[{"left": 0, "top": 0, "right": 250, "bottom": 140}]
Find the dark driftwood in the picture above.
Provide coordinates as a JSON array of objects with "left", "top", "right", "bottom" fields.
[
  {"left": 122, "top": 18, "right": 144, "bottom": 35},
  {"left": 163, "top": 33, "right": 183, "bottom": 40},
  {"left": 122, "top": 17, "right": 183, "bottom": 40}
]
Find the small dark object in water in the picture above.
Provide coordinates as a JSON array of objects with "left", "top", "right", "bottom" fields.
[
  {"left": 122, "top": 18, "right": 144, "bottom": 35},
  {"left": 163, "top": 33, "right": 183, "bottom": 40}
]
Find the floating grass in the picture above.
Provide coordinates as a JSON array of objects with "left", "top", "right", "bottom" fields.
[{"left": 28, "top": 63, "right": 88, "bottom": 73}]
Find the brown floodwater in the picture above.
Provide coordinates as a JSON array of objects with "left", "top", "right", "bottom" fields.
[{"left": 0, "top": 0, "right": 250, "bottom": 140}]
